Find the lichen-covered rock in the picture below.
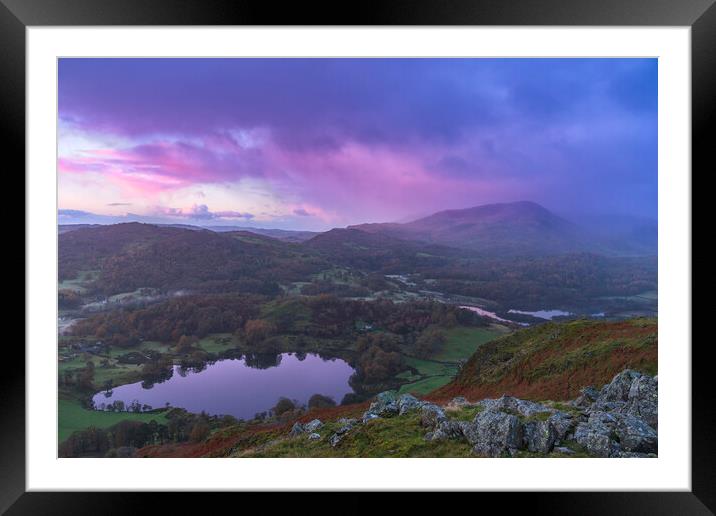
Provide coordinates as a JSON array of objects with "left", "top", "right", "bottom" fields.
[
  {"left": 419, "top": 403, "right": 448, "bottom": 430},
  {"left": 600, "top": 369, "right": 643, "bottom": 403},
  {"left": 622, "top": 374, "right": 658, "bottom": 429},
  {"left": 573, "top": 420, "right": 619, "bottom": 458},
  {"left": 289, "top": 422, "right": 305, "bottom": 436},
  {"left": 329, "top": 421, "right": 356, "bottom": 448},
  {"left": 330, "top": 418, "right": 358, "bottom": 446},
  {"left": 307, "top": 432, "right": 321, "bottom": 441},
  {"left": 572, "top": 386, "right": 600, "bottom": 408},
  {"left": 426, "top": 420, "right": 467, "bottom": 442},
  {"left": 451, "top": 396, "right": 469, "bottom": 406},
  {"left": 480, "top": 396, "right": 553, "bottom": 418},
  {"left": 397, "top": 393, "right": 422, "bottom": 415},
  {"left": 304, "top": 419, "right": 323, "bottom": 433},
  {"left": 614, "top": 414, "right": 657, "bottom": 453},
  {"left": 367, "top": 391, "right": 399, "bottom": 418},
  {"left": 548, "top": 411, "right": 577, "bottom": 442},
  {"left": 362, "top": 412, "right": 380, "bottom": 424},
  {"left": 523, "top": 420, "right": 557, "bottom": 454},
  {"left": 587, "top": 410, "right": 619, "bottom": 430},
  {"left": 463, "top": 410, "right": 524, "bottom": 457}
]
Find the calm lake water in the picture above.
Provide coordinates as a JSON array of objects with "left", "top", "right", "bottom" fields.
[{"left": 92, "top": 353, "right": 356, "bottom": 420}]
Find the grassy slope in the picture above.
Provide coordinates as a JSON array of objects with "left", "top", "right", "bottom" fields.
[
  {"left": 136, "top": 317, "right": 657, "bottom": 458},
  {"left": 434, "top": 318, "right": 657, "bottom": 402},
  {"left": 58, "top": 398, "right": 168, "bottom": 443}
]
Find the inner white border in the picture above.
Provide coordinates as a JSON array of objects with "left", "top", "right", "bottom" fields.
[{"left": 27, "top": 27, "right": 691, "bottom": 491}]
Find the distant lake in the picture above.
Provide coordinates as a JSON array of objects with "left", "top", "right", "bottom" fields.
[
  {"left": 507, "top": 309, "right": 573, "bottom": 320},
  {"left": 459, "top": 305, "right": 530, "bottom": 326},
  {"left": 92, "top": 353, "right": 356, "bottom": 420}
]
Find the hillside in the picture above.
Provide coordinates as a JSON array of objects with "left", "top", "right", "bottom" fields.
[
  {"left": 303, "top": 227, "right": 466, "bottom": 272},
  {"left": 434, "top": 318, "right": 657, "bottom": 402},
  {"left": 59, "top": 222, "right": 327, "bottom": 295},
  {"left": 351, "top": 201, "right": 656, "bottom": 257}
]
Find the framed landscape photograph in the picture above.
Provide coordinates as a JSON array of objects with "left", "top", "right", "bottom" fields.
[{"left": 7, "top": 0, "right": 711, "bottom": 511}]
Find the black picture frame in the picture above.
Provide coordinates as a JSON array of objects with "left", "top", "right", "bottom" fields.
[{"left": 4, "top": 0, "right": 709, "bottom": 512}]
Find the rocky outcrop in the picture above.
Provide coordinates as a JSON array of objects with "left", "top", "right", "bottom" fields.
[
  {"left": 304, "top": 419, "right": 323, "bottom": 433},
  {"left": 419, "top": 403, "right": 447, "bottom": 430},
  {"left": 286, "top": 369, "right": 658, "bottom": 458},
  {"left": 364, "top": 391, "right": 400, "bottom": 418},
  {"left": 479, "top": 396, "right": 554, "bottom": 418},
  {"left": 623, "top": 375, "right": 658, "bottom": 429},
  {"left": 463, "top": 410, "right": 523, "bottom": 457},
  {"left": 328, "top": 418, "right": 358, "bottom": 448},
  {"left": 523, "top": 419, "right": 558, "bottom": 454}
]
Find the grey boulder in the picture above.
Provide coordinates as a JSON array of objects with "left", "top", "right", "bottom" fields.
[
  {"left": 599, "top": 369, "right": 643, "bottom": 403},
  {"left": 366, "top": 391, "right": 399, "bottom": 418},
  {"left": 622, "top": 374, "right": 658, "bottom": 429},
  {"left": 397, "top": 393, "right": 423, "bottom": 415},
  {"left": 463, "top": 410, "right": 524, "bottom": 457},
  {"left": 425, "top": 420, "right": 467, "bottom": 442},
  {"left": 480, "top": 396, "right": 553, "bottom": 418},
  {"left": 304, "top": 419, "right": 323, "bottom": 433},
  {"left": 615, "top": 414, "right": 657, "bottom": 453},
  {"left": 523, "top": 420, "right": 558, "bottom": 454},
  {"left": 573, "top": 419, "right": 618, "bottom": 458},
  {"left": 419, "top": 403, "right": 448, "bottom": 430},
  {"left": 289, "top": 422, "right": 305, "bottom": 436}
]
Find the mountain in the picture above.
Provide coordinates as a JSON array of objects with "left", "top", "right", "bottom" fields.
[
  {"left": 351, "top": 201, "right": 654, "bottom": 257},
  {"left": 434, "top": 317, "right": 657, "bottom": 402}
]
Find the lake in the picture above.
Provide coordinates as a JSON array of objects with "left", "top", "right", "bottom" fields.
[
  {"left": 92, "top": 353, "right": 356, "bottom": 420},
  {"left": 507, "top": 309, "right": 573, "bottom": 320},
  {"left": 459, "top": 305, "right": 527, "bottom": 326}
]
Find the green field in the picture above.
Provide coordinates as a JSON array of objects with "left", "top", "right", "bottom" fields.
[
  {"left": 58, "top": 398, "right": 168, "bottom": 443},
  {"left": 398, "top": 375, "right": 454, "bottom": 395},
  {"left": 434, "top": 326, "right": 505, "bottom": 362},
  {"left": 398, "top": 325, "right": 504, "bottom": 395}
]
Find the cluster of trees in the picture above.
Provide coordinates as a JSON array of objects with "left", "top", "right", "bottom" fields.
[
  {"left": 58, "top": 289, "right": 83, "bottom": 309},
  {"left": 414, "top": 326, "right": 447, "bottom": 358},
  {"left": 59, "top": 408, "right": 237, "bottom": 457},
  {"left": 59, "top": 360, "right": 97, "bottom": 391},
  {"left": 300, "top": 281, "right": 371, "bottom": 298},
  {"left": 71, "top": 294, "right": 265, "bottom": 345},
  {"left": 420, "top": 254, "right": 657, "bottom": 309},
  {"left": 71, "top": 295, "right": 484, "bottom": 360},
  {"left": 353, "top": 333, "right": 405, "bottom": 385},
  {"left": 266, "top": 295, "right": 484, "bottom": 340}
]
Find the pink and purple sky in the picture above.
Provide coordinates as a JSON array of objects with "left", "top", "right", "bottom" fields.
[{"left": 58, "top": 58, "right": 657, "bottom": 231}]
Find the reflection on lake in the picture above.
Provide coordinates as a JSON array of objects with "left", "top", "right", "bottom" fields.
[
  {"left": 507, "top": 309, "right": 573, "bottom": 320},
  {"left": 92, "top": 353, "right": 355, "bottom": 420}
]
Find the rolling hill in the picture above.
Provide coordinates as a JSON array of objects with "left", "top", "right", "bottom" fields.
[{"left": 59, "top": 222, "right": 327, "bottom": 295}]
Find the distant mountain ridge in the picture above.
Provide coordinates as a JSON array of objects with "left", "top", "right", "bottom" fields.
[
  {"left": 59, "top": 223, "right": 318, "bottom": 243},
  {"left": 350, "top": 201, "right": 656, "bottom": 257}
]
